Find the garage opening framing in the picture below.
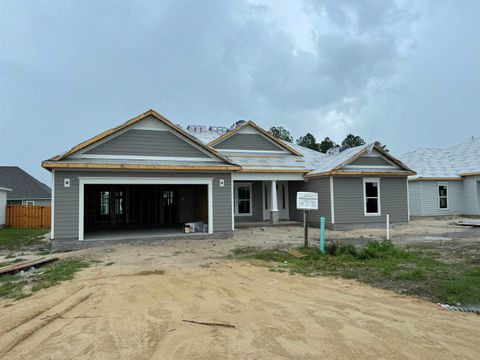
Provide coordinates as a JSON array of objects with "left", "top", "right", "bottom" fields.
[{"left": 78, "top": 177, "right": 213, "bottom": 240}]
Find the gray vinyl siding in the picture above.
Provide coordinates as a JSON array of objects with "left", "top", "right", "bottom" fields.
[
  {"left": 333, "top": 177, "right": 409, "bottom": 224},
  {"left": 234, "top": 181, "right": 263, "bottom": 222},
  {"left": 349, "top": 156, "right": 393, "bottom": 166},
  {"left": 463, "top": 176, "right": 480, "bottom": 215},
  {"left": 408, "top": 179, "right": 479, "bottom": 216},
  {"left": 214, "top": 133, "right": 283, "bottom": 151},
  {"left": 53, "top": 170, "right": 232, "bottom": 240},
  {"left": 477, "top": 180, "right": 480, "bottom": 213},
  {"left": 85, "top": 129, "right": 210, "bottom": 158},
  {"left": 289, "top": 178, "right": 332, "bottom": 226},
  {"left": 415, "top": 181, "right": 464, "bottom": 216},
  {"left": 408, "top": 181, "right": 423, "bottom": 216},
  {"left": 0, "top": 190, "right": 7, "bottom": 226}
]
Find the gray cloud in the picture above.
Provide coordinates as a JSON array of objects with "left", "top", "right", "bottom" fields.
[{"left": 0, "top": 0, "right": 478, "bottom": 184}]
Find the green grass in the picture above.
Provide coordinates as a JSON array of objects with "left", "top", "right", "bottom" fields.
[
  {"left": 0, "top": 259, "right": 89, "bottom": 299},
  {"left": 0, "top": 228, "right": 50, "bottom": 251},
  {"left": 231, "top": 241, "right": 480, "bottom": 306}
]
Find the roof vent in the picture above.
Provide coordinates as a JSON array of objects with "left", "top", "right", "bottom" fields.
[
  {"left": 187, "top": 125, "right": 206, "bottom": 133},
  {"left": 209, "top": 126, "right": 228, "bottom": 134}
]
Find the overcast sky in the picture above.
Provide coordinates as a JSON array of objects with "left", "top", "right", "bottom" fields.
[{"left": 0, "top": 0, "right": 479, "bottom": 184}]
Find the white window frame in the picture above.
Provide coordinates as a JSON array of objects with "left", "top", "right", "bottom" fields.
[
  {"left": 363, "top": 178, "right": 381, "bottom": 216},
  {"left": 24, "top": 200, "right": 35, "bottom": 206},
  {"left": 234, "top": 182, "right": 253, "bottom": 216},
  {"left": 438, "top": 183, "right": 449, "bottom": 210}
]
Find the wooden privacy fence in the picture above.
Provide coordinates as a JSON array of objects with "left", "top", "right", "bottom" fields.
[{"left": 6, "top": 205, "right": 51, "bottom": 228}]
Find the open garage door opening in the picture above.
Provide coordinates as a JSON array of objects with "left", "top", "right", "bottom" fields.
[{"left": 83, "top": 184, "right": 209, "bottom": 240}]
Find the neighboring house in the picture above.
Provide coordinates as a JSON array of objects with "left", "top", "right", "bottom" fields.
[
  {"left": 401, "top": 137, "right": 480, "bottom": 217},
  {"left": 42, "top": 109, "right": 415, "bottom": 250},
  {"left": 0, "top": 186, "right": 11, "bottom": 227},
  {"left": 0, "top": 166, "right": 52, "bottom": 206}
]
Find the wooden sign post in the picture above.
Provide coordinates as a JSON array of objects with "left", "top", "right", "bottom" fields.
[{"left": 296, "top": 192, "right": 318, "bottom": 248}]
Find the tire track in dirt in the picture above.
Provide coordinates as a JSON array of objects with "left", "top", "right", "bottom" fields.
[{"left": 0, "top": 287, "right": 95, "bottom": 358}]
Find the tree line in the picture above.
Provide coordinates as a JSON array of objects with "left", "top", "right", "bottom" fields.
[{"left": 269, "top": 126, "right": 387, "bottom": 153}]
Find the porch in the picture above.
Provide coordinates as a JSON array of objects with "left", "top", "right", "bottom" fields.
[{"left": 232, "top": 173, "right": 306, "bottom": 228}]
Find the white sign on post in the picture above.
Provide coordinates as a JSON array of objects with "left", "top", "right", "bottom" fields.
[{"left": 296, "top": 192, "right": 318, "bottom": 210}]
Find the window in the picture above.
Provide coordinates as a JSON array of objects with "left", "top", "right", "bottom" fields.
[
  {"left": 364, "top": 178, "right": 381, "bottom": 215},
  {"left": 163, "top": 190, "right": 174, "bottom": 205},
  {"left": 438, "top": 184, "right": 448, "bottom": 209},
  {"left": 100, "top": 191, "right": 110, "bottom": 215},
  {"left": 25, "top": 201, "right": 35, "bottom": 206},
  {"left": 115, "top": 191, "right": 123, "bottom": 215},
  {"left": 235, "top": 183, "right": 252, "bottom": 216}
]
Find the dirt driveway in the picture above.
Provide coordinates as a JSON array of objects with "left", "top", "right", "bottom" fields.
[{"left": 1, "top": 220, "right": 480, "bottom": 359}]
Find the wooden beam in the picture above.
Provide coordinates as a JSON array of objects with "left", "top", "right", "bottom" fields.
[
  {"left": 42, "top": 161, "right": 241, "bottom": 172},
  {"left": 409, "top": 177, "right": 464, "bottom": 182},
  {"left": 0, "top": 257, "right": 58, "bottom": 275},
  {"left": 238, "top": 169, "right": 309, "bottom": 173},
  {"left": 457, "top": 172, "right": 480, "bottom": 177},
  {"left": 305, "top": 170, "right": 415, "bottom": 178}
]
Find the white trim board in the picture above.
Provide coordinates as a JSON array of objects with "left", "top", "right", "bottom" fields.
[
  {"left": 330, "top": 176, "right": 335, "bottom": 224},
  {"left": 218, "top": 149, "right": 288, "bottom": 154},
  {"left": 406, "top": 177, "right": 410, "bottom": 222},
  {"left": 234, "top": 182, "right": 253, "bottom": 216},
  {"left": 78, "top": 177, "right": 214, "bottom": 241},
  {"left": 71, "top": 154, "right": 220, "bottom": 162},
  {"left": 232, "top": 172, "right": 304, "bottom": 181},
  {"left": 363, "top": 178, "right": 382, "bottom": 216}
]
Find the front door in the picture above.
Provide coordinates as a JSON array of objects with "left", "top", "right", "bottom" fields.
[{"left": 262, "top": 181, "right": 289, "bottom": 220}]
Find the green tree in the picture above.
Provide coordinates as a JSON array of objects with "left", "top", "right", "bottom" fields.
[
  {"left": 374, "top": 141, "right": 389, "bottom": 152},
  {"left": 342, "top": 133, "right": 366, "bottom": 148},
  {"left": 269, "top": 126, "right": 293, "bottom": 142},
  {"left": 318, "top": 137, "right": 336, "bottom": 153},
  {"left": 296, "top": 133, "right": 319, "bottom": 151}
]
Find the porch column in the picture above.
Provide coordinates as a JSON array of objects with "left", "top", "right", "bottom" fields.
[{"left": 270, "top": 180, "right": 279, "bottom": 224}]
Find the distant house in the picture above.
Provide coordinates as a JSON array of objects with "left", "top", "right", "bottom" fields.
[
  {"left": 401, "top": 137, "right": 480, "bottom": 217},
  {"left": 0, "top": 186, "right": 11, "bottom": 227},
  {"left": 0, "top": 166, "right": 51, "bottom": 206},
  {"left": 42, "top": 109, "right": 415, "bottom": 250}
]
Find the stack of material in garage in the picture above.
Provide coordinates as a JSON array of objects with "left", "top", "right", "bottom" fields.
[{"left": 184, "top": 222, "right": 207, "bottom": 233}]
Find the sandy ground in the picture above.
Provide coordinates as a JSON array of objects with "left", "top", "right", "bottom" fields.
[{"left": 1, "top": 218, "right": 480, "bottom": 359}]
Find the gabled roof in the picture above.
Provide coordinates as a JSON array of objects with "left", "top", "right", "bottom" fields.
[
  {"left": 400, "top": 136, "right": 480, "bottom": 180},
  {"left": 305, "top": 143, "right": 415, "bottom": 178},
  {"left": 0, "top": 166, "right": 51, "bottom": 200},
  {"left": 208, "top": 121, "right": 303, "bottom": 156},
  {"left": 42, "top": 110, "right": 239, "bottom": 170}
]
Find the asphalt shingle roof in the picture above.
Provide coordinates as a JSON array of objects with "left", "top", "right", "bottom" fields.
[
  {"left": 0, "top": 166, "right": 51, "bottom": 200},
  {"left": 400, "top": 136, "right": 480, "bottom": 179}
]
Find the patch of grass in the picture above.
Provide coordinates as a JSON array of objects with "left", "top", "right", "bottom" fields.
[
  {"left": 35, "top": 250, "right": 50, "bottom": 256},
  {"left": 0, "top": 274, "right": 29, "bottom": 299},
  {"left": 231, "top": 241, "right": 480, "bottom": 306},
  {"left": 0, "top": 228, "right": 50, "bottom": 251},
  {"left": 0, "top": 259, "right": 89, "bottom": 299},
  {"left": 31, "top": 259, "right": 89, "bottom": 292},
  {"left": 105, "top": 262, "right": 114, "bottom": 266}
]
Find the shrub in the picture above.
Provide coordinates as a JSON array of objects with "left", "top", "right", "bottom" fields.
[
  {"left": 337, "top": 243, "right": 358, "bottom": 257},
  {"left": 358, "top": 240, "right": 399, "bottom": 259},
  {"left": 324, "top": 241, "right": 339, "bottom": 256}
]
